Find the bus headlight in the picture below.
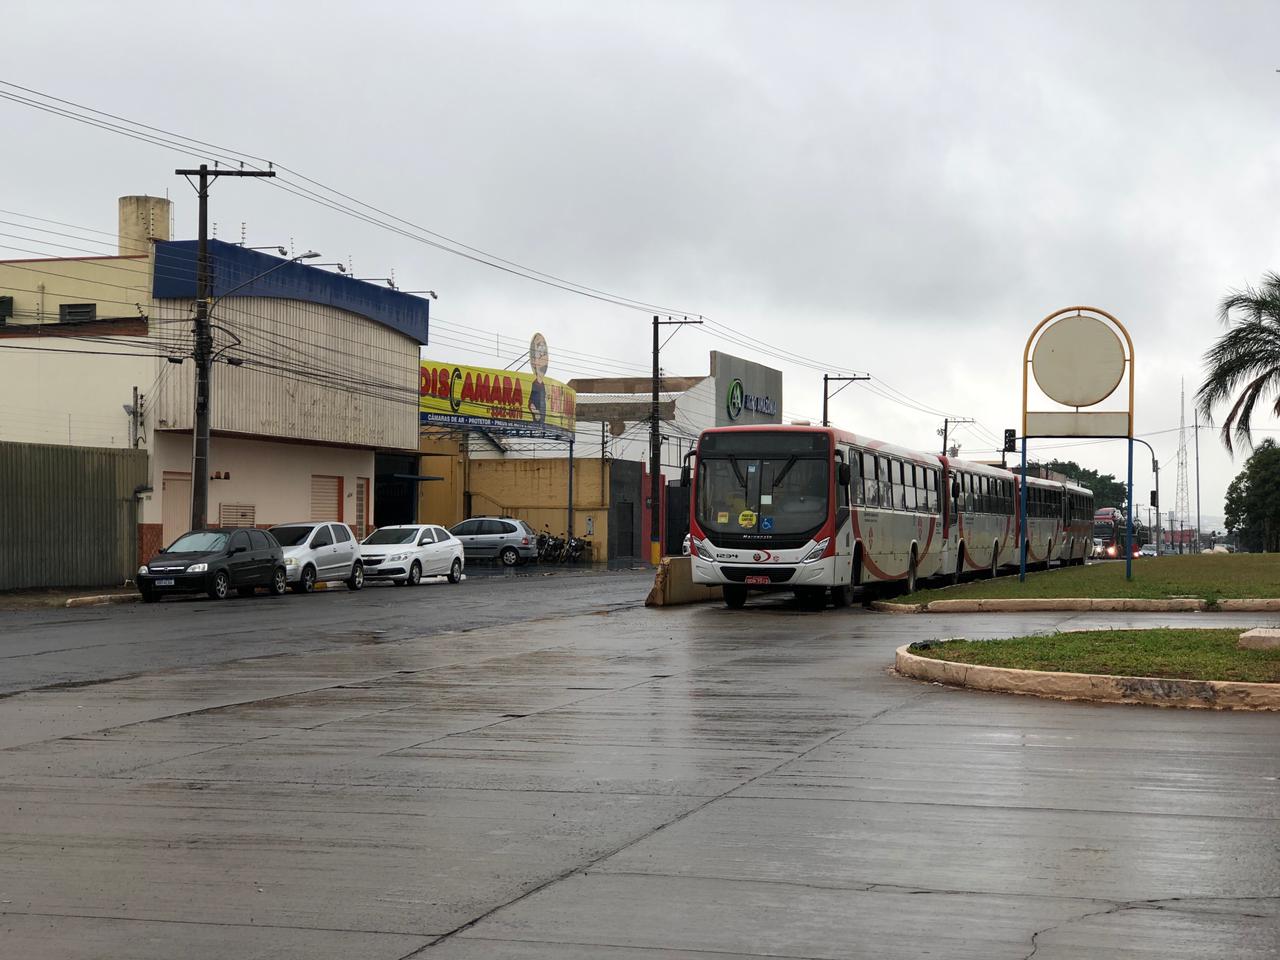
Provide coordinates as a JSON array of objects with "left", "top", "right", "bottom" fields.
[{"left": 802, "top": 538, "right": 831, "bottom": 563}]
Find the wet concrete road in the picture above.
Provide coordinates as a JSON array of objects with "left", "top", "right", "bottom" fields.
[
  {"left": 0, "top": 567, "right": 652, "bottom": 696},
  {"left": 1, "top": 591, "right": 1278, "bottom": 958}
]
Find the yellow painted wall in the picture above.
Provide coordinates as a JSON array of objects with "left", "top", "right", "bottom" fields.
[
  {"left": 468, "top": 457, "right": 609, "bottom": 547},
  {"left": 417, "top": 439, "right": 613, "bottom": 558},
  {"left": 418, "top": 434, "right": 466, "bottom": 525}
]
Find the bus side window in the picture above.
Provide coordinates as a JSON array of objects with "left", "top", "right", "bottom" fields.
[
  {"left": 878, "top": 457, "right": 892, "bottom": 509},
  {"left": 847, "top": 449, "right": 862, "bottom": 506},
  {"left": 860, "top": 453, "right": 880, "bottom": 506}
]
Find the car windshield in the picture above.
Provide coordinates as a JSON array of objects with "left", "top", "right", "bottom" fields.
[
  {"left": 166, "top": 531, "right": 228, "bottom": 553},
  {"left": 270, "top": 525, "right": 315, "bottom": 547},
  {"left": 696, "top": 430, "right": 830, "bottom": 538},
  {"left": 363, "top": 528, "right": 418, "bottom": 545}
]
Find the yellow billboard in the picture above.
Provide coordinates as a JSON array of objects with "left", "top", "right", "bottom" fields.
[{"left": 419, "top": 359, "right": 576, "bottom": 437}]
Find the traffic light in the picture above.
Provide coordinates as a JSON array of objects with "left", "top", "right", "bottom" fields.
[{"left": 1003, "top": 429, "right": 1017, "bottom": 453}]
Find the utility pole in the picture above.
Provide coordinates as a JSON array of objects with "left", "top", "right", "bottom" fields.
[
  {"left": 650, "top": 315, "right": 702, "bottom": 565},
  {"left": 938, "top": 417, "right": 974, "bottom": 456},
  {"left": 821, "top": 373, "right": 869, "bottom": 427},
  {"left": 175, "top": 163, "right": 276, "bottom": 530},
  {"left": 1194, "top": 407, "right": 1202, "bottom": 552},
  {"left": 130, "top": 385, "right": 140, "bottom": 448}
]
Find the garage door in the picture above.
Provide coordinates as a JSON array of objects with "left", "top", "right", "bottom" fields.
[{"left": 310, "top": 475, "right": 342, "bottom": 521}]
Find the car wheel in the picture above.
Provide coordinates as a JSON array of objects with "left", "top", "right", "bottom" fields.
[
  {"left": 500, "top": 546, "right": 519, "bottom": 567},
  {"left": 448, "top": 557, "right": 463, "bottom": 584},
  {"left": 139, "top": 588, "right": 158, "bottom": 604},
  {"left": 269, "top": 566, "right": 288, "bottom": 596},
  {"left": 295, "top": 564, "right": 316, "bottom": 594},
  {"left": 408, "top": 560, "right": 422, "bottom": 585},
  {"left": 346, "top": 562, "right": 364, "bottom": 591},
  {"left": 723, "top": 585, "right": 747, "bottom": 609},
  {"left": 236, "top": 586, "right": 256, "bottom": 598},
  {"left": 208, "top": 570, "right": 230, "bottom": 601}
]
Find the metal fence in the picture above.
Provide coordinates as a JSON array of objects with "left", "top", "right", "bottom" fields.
[{"left": 0, "top": 442, "right": 149, "bottom": 590}]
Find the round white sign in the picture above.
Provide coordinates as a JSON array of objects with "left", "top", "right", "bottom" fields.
[{"left": 1031, "top": 315, "right": 1125, "bottom": 407}]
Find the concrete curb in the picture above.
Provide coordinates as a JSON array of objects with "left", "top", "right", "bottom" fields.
[
  {"left": 875, "top": 597, "right": 1280, "bottom": 613},
  {"left": 870, "top": 600, "right": 923, "bottom": 614},
  {"left": 895, "top": 643, "right": 1280, "bottom": 711},
  {"left": 65, "top": 593, "right": 140, "bottom": 608}
]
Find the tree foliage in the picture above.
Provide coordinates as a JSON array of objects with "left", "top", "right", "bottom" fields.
[
  {"left": 1033, "top": 460, "right": 1127, "bottom": 510},
  {"left": 1223, "top": 438, "right": 1280, "bottom": 552},
  {"left": 1196, "top": 272, "right": 1280, "bottom": 454}
]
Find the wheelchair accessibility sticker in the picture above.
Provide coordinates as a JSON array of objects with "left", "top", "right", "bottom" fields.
[{"left": 761, "top": 516, "right": 774, "bottom": 532}]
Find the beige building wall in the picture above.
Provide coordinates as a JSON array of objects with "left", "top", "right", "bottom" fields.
[
  {"left": 0, "top": 338, "right": 157, "bottom": 447},
  {"left": 146, "top": 431, "right": 375, "bottom": 543},
  {"left": 0, "top": 254, "right": 153, "bottom": 324},
  {"left": 149, "top": 296, "right": 419, "bottom": 451}
]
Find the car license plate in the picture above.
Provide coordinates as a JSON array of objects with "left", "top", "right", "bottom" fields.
[
  {"left": 745, "top": 575, "right": 769, "bottom": 585},
  {"left": 156, "top": 579, "right": 175, "bottom": 587}
]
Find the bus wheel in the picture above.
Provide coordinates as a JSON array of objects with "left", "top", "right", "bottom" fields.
[
  {"left": 989, "top": 548, "right": 999, "bottom": 579},
  {"left": 949, "top": 548, "right": 963, "bottom": 586},
  {"left": 905, "top": 553, "right": 918, "bottom": 594},
  {"left": 831, "top": 583, "right": 852, "bottom": 608},
  {"left": 723, "top": 585, "right": 747, "bottom": 609}
]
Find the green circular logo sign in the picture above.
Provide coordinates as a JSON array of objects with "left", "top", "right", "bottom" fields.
[{"left": 726, "top": 378, "right": 744, "bottom": 421}]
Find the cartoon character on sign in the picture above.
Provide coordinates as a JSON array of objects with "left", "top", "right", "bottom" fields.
[{"left": 528, "top": 333, "right": 549, "bottom": 424}]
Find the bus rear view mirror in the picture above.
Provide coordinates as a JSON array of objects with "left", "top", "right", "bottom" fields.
[
  {"left": 680, "top": 464, "right": 691, "bottom": 488},
  {"left": 837, "top": 462, "right": 852, "bottom": 487}
]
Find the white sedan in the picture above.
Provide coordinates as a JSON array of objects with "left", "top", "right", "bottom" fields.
[{"left": 358, "top": 524, "right": 465, "bottom": 586}]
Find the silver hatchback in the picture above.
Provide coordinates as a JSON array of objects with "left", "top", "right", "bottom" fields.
[{"left": 450, "top": 517, "right": 538, "bottom": 566}]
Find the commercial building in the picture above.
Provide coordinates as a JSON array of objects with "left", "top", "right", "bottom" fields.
[
  {"left": 417, "top": 349, "right": 782, "bottom": 562},
  {"left": 0, "top": 196, "right": 429, "bottom": 585}
]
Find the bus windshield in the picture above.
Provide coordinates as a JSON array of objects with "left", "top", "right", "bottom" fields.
[
  {"left": 1093, "top": 521, "right": 1116, "bottom": 542},
  {"left": 696, "top": 431, "right": 830, "bottom": 539}
]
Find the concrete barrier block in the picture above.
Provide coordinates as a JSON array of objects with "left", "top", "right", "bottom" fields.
[{"left": 646, "top": 556, "right": 723, "bottom": 607}]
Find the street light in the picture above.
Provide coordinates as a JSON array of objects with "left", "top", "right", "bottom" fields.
[{"left": 1130, "top": 437, "right": 1160, "bottom": 556}]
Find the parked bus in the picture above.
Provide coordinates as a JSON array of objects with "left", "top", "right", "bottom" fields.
[{"left": 686, "top": 423, "right": 1094, "bottom": 608}]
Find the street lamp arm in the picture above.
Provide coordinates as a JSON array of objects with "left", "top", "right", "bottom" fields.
[{"left": 208, "top": 251, "right": 320, "bottom": 310}]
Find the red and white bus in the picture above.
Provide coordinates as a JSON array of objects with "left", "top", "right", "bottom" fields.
[{"left": 686, "top": 423, "right": 1094, "bottom": 608}]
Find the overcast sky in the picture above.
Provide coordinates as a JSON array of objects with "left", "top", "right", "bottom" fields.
[{"left": 7, "top": 0, "right": 1280, "bottom": 531}]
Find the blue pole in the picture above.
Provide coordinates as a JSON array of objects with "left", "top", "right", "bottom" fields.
[
  {"left": 1126, "top": 437, "right": 1134, "bottom": 581},
  {"left": 1019, "top": 437, "right": 1028, "bottom": 582}
]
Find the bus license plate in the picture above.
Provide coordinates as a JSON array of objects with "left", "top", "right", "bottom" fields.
[
  {"left": 745, "top": 575, "right": 769, "bottom": 585},
  {"left": 156, "top": 579, "right": 175, "bottom": 587}
]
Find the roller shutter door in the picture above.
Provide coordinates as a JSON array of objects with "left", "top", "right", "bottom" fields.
[{"left": 310, "top": 475, "right": 341, "bottom": 521}]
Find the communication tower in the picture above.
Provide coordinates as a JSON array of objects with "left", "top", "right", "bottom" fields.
[{"left": 1173, "top": 380, "right": 1191, "bottom": 553}]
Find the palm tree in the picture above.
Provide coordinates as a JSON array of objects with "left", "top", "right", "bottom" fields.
[{"left": 1197, "top": 272, "right": 1280, "bottom": 454}]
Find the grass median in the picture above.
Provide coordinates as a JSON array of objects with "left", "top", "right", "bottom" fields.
[
  {"left": 891, "top": 553, "right": 1279, "bottom": 605},
  {"left": 912, "top": 628, "right": 1280, "bottom": 684}
]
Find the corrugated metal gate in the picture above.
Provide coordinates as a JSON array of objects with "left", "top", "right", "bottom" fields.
[{"left": 0, "top": 442, "right": 149, "bottom": 590}]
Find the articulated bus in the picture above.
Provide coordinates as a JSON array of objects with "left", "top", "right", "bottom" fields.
[{"left": 686, "top": 424, "right": 1094, "bottom": 609}]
